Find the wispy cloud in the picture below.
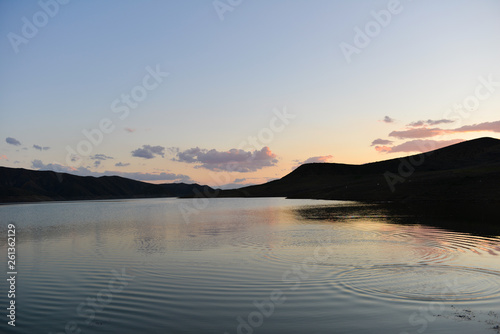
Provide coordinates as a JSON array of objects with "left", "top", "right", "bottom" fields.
[
  {"left": 32, "top": 160, "right": 77, "bottom": 172},
  {"left": 375, "top": 139, "right": 464, "bottom": 153},
  {"left": 452, "top": 120, "right": 500, "bottom": 134},
  {"left": 0, "top": 155, "right": 8, "bottom": 160},
  {"left": 114, "top": 171, "right": 192, "bottom": 182},
  {"left": 31, "top": 160, "right": 192, "bottom": 182},
  {"left": 389, "top": 127, "right": 450, "bottom": 139},
  {"left": 389, "top": 120, "right": 500, "bottom": 139},
  {"left": 6, "top": 137, "right": 21, "bottom": 146},
  {"left": 131, "top": 145, "right": 165, "bottom": 159},
  {"left": 217, "top": 182, "right": 257, "bottom": 190},
  {"left": 90, "top": 154, "right": 113, "bottom": 160},
  {"left": 167, "top": 147, "right": 179, "bottom": 154},
  {"left": 115, "top": 162, "right": 130, "bottom": 167},
  {"left": 370, "top": 138, "right": 393, "bottom": 146},
  {"left": 174, "top": 146, "right": 278, "bottom": 172},
  {"left": 124, "top": 128, "right": 135, "bottom": 133},
  {"left": 297, "top": 155, "right": 334, "bottom": 165},
  {"left": 33, "top": 144, "right": 50, "bottom": 151},
  {"left": 407, "top": 119, "right": 455, "bottom": 127},
  {"left": 234, "top": 178, "right": 246, "bottom": 183},
  {"left": 89, "top": 154, "right": 113, "bottom": 168}
]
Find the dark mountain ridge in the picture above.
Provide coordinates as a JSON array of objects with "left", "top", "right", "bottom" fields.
[
  {"left": 213, "top": 138, "right": 500, "bottom": 217},
  {"left": 1, "top": 138, "right": 499, "bottom": 216},
  {"left": 0, "top": 167, "right": 214, "bottom": 203}
]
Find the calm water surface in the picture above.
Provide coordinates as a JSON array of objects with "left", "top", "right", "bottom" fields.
[{"left": 1, "top": 198, "right": 499, "bottom": 334}]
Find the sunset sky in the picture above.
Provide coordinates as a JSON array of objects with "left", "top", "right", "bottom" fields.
[{"left": 1, "top": 0, "right": 500, "bottom": 188}]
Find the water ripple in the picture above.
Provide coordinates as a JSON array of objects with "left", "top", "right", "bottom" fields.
[{"left": 333, "top": 264, "right": 500, "bottom": 302}]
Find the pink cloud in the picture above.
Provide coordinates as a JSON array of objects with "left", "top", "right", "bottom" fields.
[
  {"left": 376, "top": 139, "right": 465, "bottom": 153},
  {"left": 407, "top": 119, "right": 455, "bottom": 127},
  {"left": 0, "top": 155, "right": 8, "bottom": 160},
  {"left": 389, "top": 120, "right": 500, "bottom": 139},
  {"left": 389, "top": 127, "right": 451, "bottom": 139},
  {"left": 451, "top": 120, "right": 500, "bottom": 133},
  {"left": 374, "top": 145, "right": 392, "bottom": 153},
  {"left": 299, "top": 155, "right": 334, "bottom": 164}
]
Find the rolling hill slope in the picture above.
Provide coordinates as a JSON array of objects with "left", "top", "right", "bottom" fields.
[
  {"left": 215, "top": 137, "right": 500, "bottom": 203},
  {"left": 0, "top": 167, "right": 214, "bottom": 202}
]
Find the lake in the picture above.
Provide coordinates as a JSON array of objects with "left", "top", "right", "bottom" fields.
[{"left": 1, "top": 198, "right": 499, "bottom": 334}]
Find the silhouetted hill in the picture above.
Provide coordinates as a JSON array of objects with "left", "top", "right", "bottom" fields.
[
  {"left": 0, "top": 167, "right": 215, "bottom": 203},
  {"left": 2, "top": 137, "right": 500, "bottom": 221},
  {"left": 211, "top": 138, "right": 500, "bottom": 220}
]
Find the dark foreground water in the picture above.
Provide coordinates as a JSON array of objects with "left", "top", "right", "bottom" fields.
[{"left": 1, "top": 198, "right": 499, "bottom": 334}]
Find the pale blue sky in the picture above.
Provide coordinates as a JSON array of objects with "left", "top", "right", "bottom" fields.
[{"left": 1, "top": 0, "right": 500, "bottom": 186}]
